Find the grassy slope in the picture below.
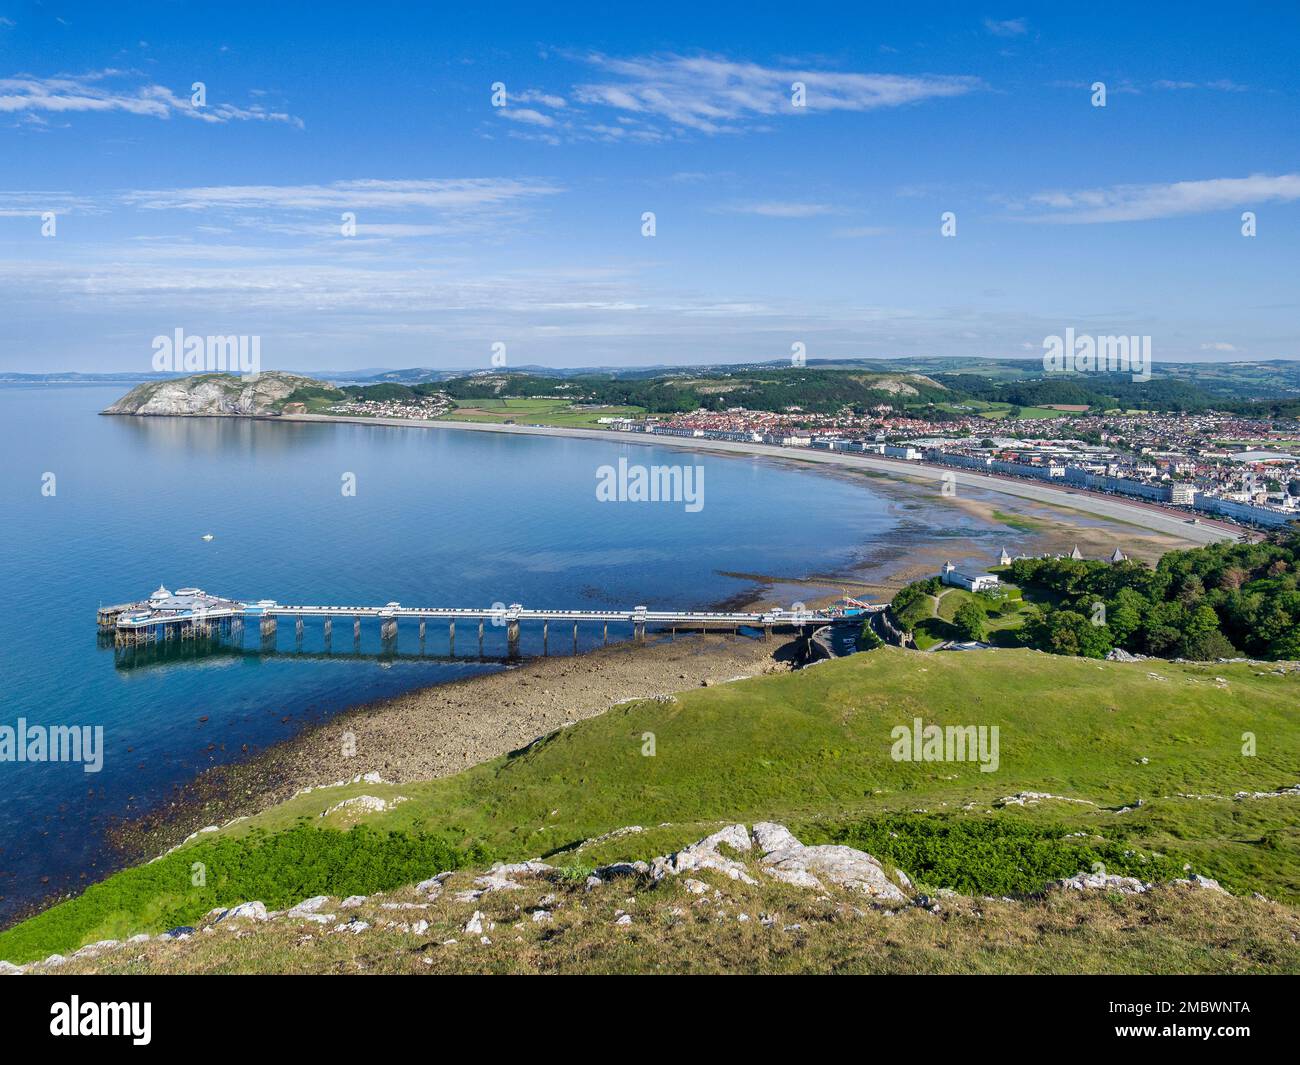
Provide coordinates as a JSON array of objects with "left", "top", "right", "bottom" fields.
[
  {"left": 46, "top": 862, "right": 1300, "bottom": 976},
  {"left": 3, "top": 648, "right": 1298, "bottom": 963}
]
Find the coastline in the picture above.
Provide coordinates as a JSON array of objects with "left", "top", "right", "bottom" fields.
[
  {"left": 280, "top": 412, "right": 1242, "bottom": 547},
  {"left": 32, "top": 405, "right": 1224, "bottom": 927},
  {"left": 96, "top": 415, "right": 1201, "bottom": 873},
  {"left": 109, "top": 631, "right": 798, "bottom": 874}
]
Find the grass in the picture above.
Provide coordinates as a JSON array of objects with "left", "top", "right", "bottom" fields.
[
  {"left": 439, "top": 397, "right": 647, "bottom": 428},
  {"left": 909, "top": 585, "right": 1035, "bottom": 647},
  {"left": 4, "top": 647, "right": 1298, "bottom": 965},
  {"left": 36, "top": 856, "right": 1300, "bottom": 976},
  {"left": 991, "top": 509, "right": 1049, "bottom": 532}
]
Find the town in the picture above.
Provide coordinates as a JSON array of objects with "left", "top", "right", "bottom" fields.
[{"left": 597, "top": 407, "right": 1300, "bottom": 530}]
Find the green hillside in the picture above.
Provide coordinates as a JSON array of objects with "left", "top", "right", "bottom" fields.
[{"left": 3, "top": 647, "right": 1297, "bottom": 965}]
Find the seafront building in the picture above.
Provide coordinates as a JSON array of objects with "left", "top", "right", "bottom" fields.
[{"left": 612, "top": 418, "right": 1299, "bottom": 532}]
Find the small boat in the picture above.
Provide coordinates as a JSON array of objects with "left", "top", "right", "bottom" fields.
[{"left": 201, "top": 533, "right": 215, "bottom": 541}]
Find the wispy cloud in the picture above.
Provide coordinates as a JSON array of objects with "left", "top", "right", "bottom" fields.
[
  {"left": 121, "top": 177, "right": 560, "bottom": 213},
  {"left": 1015, "top": 173, "right": 1300, "bottom": 223},
  {"left": 0, "top": 191, "right": 97, "bottom": 216},
  {"left": 0, "top": 70, "right": 302, "bottom": 126},
  {"left": 1154, "top": 78, "right": 1248, "bottom": 92},
  {"left": 721, "top": 201, "right": 836, "bottom": 218},
  {"left": 499, "top": 52, "right": 982, "bottom": 142},
  {"left": 577, "top": 53, "right": 982, "bottom": 133},
  {"left": 983, "top": 18, "right": 1028, "bottom": 38}
]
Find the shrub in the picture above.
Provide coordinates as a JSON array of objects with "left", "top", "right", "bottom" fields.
[
  {"left": 0, "top": 825, "right": 490, "bottom": 965},
  {"left": 815, "top": 816, "right": 1186, "bottom": 895}
]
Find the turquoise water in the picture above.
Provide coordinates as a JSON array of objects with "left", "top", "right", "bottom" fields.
[{"left": 0, "top": 385, "right": 921, "bottom": 923}]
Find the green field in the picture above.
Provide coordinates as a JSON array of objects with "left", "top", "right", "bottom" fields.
[
  {"left": 4, "top": 647, "right": 1297, "bottom": 964},
  {"left": 440, "top": 397, "right": 646, "bottom": 428}
]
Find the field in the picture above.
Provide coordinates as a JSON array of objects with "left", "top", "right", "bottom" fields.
[
  {"left": 923, "top": 400, "right": 1067, "bottom": 420},
  {"left": 440, "top": 397, "right": 646, "bottom": 428},
  {"left": 3, "top": 646, "right": 1297, "bottom": 967}
]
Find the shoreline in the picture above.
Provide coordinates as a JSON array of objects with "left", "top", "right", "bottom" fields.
[
  {"left": 106, "top": 631, "right": 800, "bottom": 876},
  {"left": 95, "top": 426, "right": 1195, "bottom": 875},
  {"left": 11, "top": 406, "right": 1228, "bottom": 928},
  {"left": 279, "top": 412, "right": 1243, "bottom": 546}
]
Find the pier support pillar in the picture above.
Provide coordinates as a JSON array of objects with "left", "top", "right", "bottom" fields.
[
  {"left": 260, "top": 617, "right": 277, "bottom": 639},
  {"left": 634, "top": 622, "right": 645, "bottom": 644},
  {"left": 478, "top": 620, "right": 484, "bottom": 657},
  {"left": 295, "top": 617, "right": 304, "bottom": 639},
  {"left": 542, "top": 620, "right": 548, "bottom": 656},
  {"left": 764, "top": 625, "right": 771, "bottom": 642},
  {"left": 603, "top": 622, "right": 608, "bottom": 646},
  {"left": 507, "top": 620, "right": 520, "bottom": 658},
  {"left": 381, "top": 617, "right": 397, "bottom": 643},
  {"left": 573, "top": 622, "right": 578, "bottom": 654},
  {"left": 419, "top": 619, "right": 426, "bottom": 642},
  {"left": 324, "top": 617, "right": 332, "bottom": 651},
  {"left": 354, "top": 616, "right": 361, "bottom": 648},
  {"left": 449, "top": 620, "right": 455, "bottom": 656}
]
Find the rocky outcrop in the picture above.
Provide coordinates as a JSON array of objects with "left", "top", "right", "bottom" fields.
[
  {"left": 635, "top": 823, "right": 910, "bottom": 903},
  {"left": 751, "top": 822, "right": 910, "bottom": 902},
  {"left": 102, "top": 372, "right": 335, "bottom": 417},
  {"left": 1048, "top": 871, "right": 1150, "bottom": 895}
]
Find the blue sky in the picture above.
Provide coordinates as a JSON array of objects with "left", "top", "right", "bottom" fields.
[{"left": 1, "top": 1, "right": 1298, "bottom": 373}]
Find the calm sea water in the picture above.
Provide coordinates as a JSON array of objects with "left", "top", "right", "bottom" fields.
[{"left": 0, "top": 384, "right": 960, "bottom": 923}]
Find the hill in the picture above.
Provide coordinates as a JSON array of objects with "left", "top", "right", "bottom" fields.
[
  {"left": 101, "top": 372, "right": 338, "bottom": 416},
  {"left": 2, "top": 646, "right": 1297, "bottom": 970}
]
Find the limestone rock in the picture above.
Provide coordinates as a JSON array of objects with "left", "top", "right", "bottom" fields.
[
  {"left": 1049, "top": 871, "right": 1149, "bottom": 894},
  {"left": 103, "top": 372, "right": 334, "bottom": 417},
  {"left": 649, "top": 824, "right": 756, "bottom": 885},
  {"left": 751, "top": 822, "right": 908, "bottom": 902},
  {"left": 216, "top": 901, "right": 268, "bottom": 923}
]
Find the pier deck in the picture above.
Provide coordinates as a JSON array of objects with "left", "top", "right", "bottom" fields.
[{"left": 99, "top": 585, "right": 874, "bottom": 650}]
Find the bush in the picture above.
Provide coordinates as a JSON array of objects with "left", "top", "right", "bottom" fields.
[
  {"left": 815, "top": 816, "right": 1186, "bottom": 895},
  {"left": 0, "top": 825, "right": 490, "bottom": 965}
]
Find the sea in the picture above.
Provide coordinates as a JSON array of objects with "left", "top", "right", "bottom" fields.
[{"left": 0, "top": 383, "right": 993, "bottom": 924}]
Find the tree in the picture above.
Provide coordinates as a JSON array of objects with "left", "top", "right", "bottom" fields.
[
  {"left": 953, "top": 600, "right": 988, "bottom": 642},
  {"left": 1025, "top": 609, "right": 1112, "bottom": 658}
]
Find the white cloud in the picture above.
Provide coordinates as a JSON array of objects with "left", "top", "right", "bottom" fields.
[
  {"left": 1154, "top": 78, "right": 1247, "bottom": 92},
  {"left": 983, "top": 18, "right": 1028, "bottom": 37},
  {"left": 496, "top": 107, "right": 555, "bottom": 128},
  {"left": 1201, "top": 342, "right": 1237, "bottom": 352},
  {"left": 0, "top": 70, "right": 302, "bottom": 126},
  {"left": 1017, "top": 173, "right": 1300, "bottom": 223},
  {"left": 722, "top": 201, "right": 836, "bottom": 218},
  {"left": 0, "top": 191, "right": 96, "bottom": 216},
  {"left": 566, "top": 52, "right": 981, "bottom": 137},
  {"left": 121, "top": 177, "right": 560, "bottom": 214}
]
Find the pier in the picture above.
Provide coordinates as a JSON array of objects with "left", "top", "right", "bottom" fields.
[{"left": 98, "top": 585, "right": 872, "bottom": 657}]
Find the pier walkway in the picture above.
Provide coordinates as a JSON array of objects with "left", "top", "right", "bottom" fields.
[{"left": 98, "top": 585, "right": 873, "bottom": 653}]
